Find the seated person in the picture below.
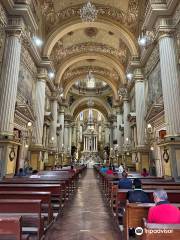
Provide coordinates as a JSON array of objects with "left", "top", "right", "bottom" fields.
[
  {"left": 141, "top": 168, "right": 149, "bottom": 177},
  {"left": 118, "top": 171, "right": 132, "bottom": 189},
  {"left": 29, "top": 169, "right": 40, "bottom": 178},
  {"left": 128, "top": 178, "right": 150, "bottom": 203},
  {"left": 148, "top": 189, "right": 180, "bottom": 224},
  {"left": 118, "top": 164, "right": 124, "bottom": 175},
  {"left": 16, "top": 168, "right": 26, "bottom": 177},
  {"left": 106, "top": 166, "right": 113, "bottom": 175},
  {"left": 100, "top": 165, "right": 108, "bottom": 173},
  {"left": 69, "top": 165, "right": 76, "bottom": 174}
]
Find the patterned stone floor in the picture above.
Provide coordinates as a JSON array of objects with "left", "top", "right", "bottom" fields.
[{"left": 45, "top": 169, "right": 121, "bottom": 240}]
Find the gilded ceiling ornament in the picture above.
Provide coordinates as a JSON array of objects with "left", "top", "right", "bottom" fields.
[
  {"left": 80, "top": 1, "right": 98, "bottom": 23},
  {"left": 84, "top": 27, "right": 98, "bottom": 37},
  {"left": 62, "top": 66, "right": 119, "bottom": 82},
  {"left": 50, "top": 41, "right": 128, "bottom": 68},
  {"left": 41, "top": 1, "right": 139, "bottom": 35}
]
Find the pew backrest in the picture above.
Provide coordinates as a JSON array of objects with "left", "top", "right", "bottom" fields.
[{"left": 0, "top": 216, "right": 22, "bottom": 240}]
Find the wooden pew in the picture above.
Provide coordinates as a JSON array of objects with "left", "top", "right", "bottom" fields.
[
  {"left": 112, "top": 189, "right": 180, "bottom": 226},
  {"left": 0, "top": 200, "right": 44, "bottom": 240},
  {"left": 0, "top": 183, "right": 63, "bottom": 214},
  {"left": 0, "top": 216, "right": 30, "bottom": 240},
  {"left": 142, "top": 218, "right": 180, "bottom": 240},
  {"left": 124, "top": 202, "right": 180, "bottom": 240},
  {"left": 0, "top": 191, "right": 53, "bottom": 225}
]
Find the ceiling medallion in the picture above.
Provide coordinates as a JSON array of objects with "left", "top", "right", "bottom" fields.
[
  {"left": 84, "top": 27, "right": 98, "bottom": 37},
  {"left": 80, "top": 1, "right": 98, "bottom": 23}
]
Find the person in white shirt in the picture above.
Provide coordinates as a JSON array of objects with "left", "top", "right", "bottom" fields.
[{"left": 118, "top": 164, "right": 124, "bottom": 175}]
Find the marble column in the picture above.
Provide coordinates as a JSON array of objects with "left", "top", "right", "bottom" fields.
[
  {"left": 0, "top": 19, "right": 23, "bottom": 136},
  {"left": 72, "top": 123, "right": 77, "bottom": 146},
  {"left": 110, "top": 124, "right": 114, "bottom": 148},
  {"left": 79, "top": 125, "right": 83, "bottom": 142},
  {"left": 104, "top": 123, "right": 110, "bottom": 145},
  {"left": 123, "top": 95, "right": 131, "bottom": 145},
  {"left": 68, "top": 124, "right": 72, "bottom": 154},
  {"left": 113, "top": 119, "right": 117, "bottom": 143},
  {"left": 117, "top": 109, "right": 123, "bottom": 149},
  {"left": 42, "top": 125, "right": 47, "bottom": 148},
  {"left": 49, "top": 94, "right": 58, "bottom": 149},
  {"left": 33, "top": 69, "right": 47, "bottom": 146},
  {"left": 98, "top": 125, "right": 102, "bottom": 142},
  {"left": 46, "top": 126, "right": 50, "bottom": 148},
  {"left": 64, "top": 121, "right": 69, "bottom": 152},
  {"left": 83, "top": 137, "right": 85, "bottom": 151},
  {"left": 95, "top": 137, "right": 97, "bottom": 151},
  {"left": 0, "top": 18, "right": 23, "bottom": 177},
  {"left": 58, "top": 107, "right": 64, "bottom": 151},
  {"left": 159, "top": 30, "right": 180, "bottom": 136},
  {"left": 134, "top": 68, "right": 145, "bottom": 147}
]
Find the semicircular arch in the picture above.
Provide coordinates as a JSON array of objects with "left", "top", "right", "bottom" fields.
[
  {"left": 56, "top": 53, "right": 125, "bottom": 85},
  {"left": 44, "top": 19, "right": 138, "bottom": 57},
  {"left": 71, "top": 97, "right": 112, "bottom": 119},
  {"left": 64, "top": 73, "right": 118, "bottom": 100}
]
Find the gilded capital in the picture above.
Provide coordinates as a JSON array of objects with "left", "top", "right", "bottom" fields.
[
  {"left": 133, "top": 68, "right": 144, "bottom": 82},
  {"left": 155, "top": 17, "right": 176, "bottom": 40},
  {"left": 37, "top": 68, "right": 48, "bottom": 82},
  {"left": 6, "top": 17, "right": 24, "bottom": 38},
  {"left": 118, "top": 87, "right": 129, "bottom": 101}
]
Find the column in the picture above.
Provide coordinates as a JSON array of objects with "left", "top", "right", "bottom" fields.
[
  {"left": 58, "top": 107, "right": 64, "bottom": 151},
  {"left": 0, "top": 18, "right": 23, "bottom": 136},
  {"left": 134, "top": 68, "right": 145, "bottom": 147},
  {"left": 33, "top": 69, "right": 47, "bottom": 146},
  {"left": 79, "top": 125, "right": 83, "bottom": 142},
  {"left": 123, "top": 94, "right": 131, "bottom": 145},
  {"left": 0, "top": 18, "right": 23, "bottom": 177},
  {"left": 157, "top": 20, "right": 180, "bottom": 179},
  {"left": 159, "top": 28, "right": 180, "bottom": 136},
  {"left": 42, "top": 125, "right": 47, "bottom": 148},
  {"left": 68, "top": 124, "right": 72, "bottom": 154},
  {"left": 104, "top": 123, "right": 110, "bottom": 145},
  {"left": 96, "top": 137, "right": 97, "bottom": 151},
  {"left": 72, "top": 123, "right": 77, "bottom": 146},
  {"left": 46, "top": 126, "right": 50, "bottom": 148},
  {"left": 98, "top": 125, "right": 102, "bottom": 142},
  {"left": 83, "top": 136, "right": 85, "bottom": 151},
  {"left": 110, "top": 124, "right": 114, "bottom": 148},
  {"left": 117, "top": 109, "right": 123, "bottom": 150},
  {"left": 49, "top": 93, "right": 58, "bottom": 149},
  {"left": 64, "top": 120, "right": 69, "bottom": 152},
  {"left": 113, "top": 118, "right": 117, "bottom": 143}
]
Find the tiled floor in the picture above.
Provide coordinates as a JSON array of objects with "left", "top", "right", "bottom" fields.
[{"left": 45, "top": 169, "right": 121, "bottom": 240}]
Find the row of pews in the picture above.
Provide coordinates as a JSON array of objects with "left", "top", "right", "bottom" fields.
[
  {"left": 94, "top": 165, "right": 180, "bottom": 240},
  {"left": 0, "top": 165, "right": 86, "bottom": 240}
]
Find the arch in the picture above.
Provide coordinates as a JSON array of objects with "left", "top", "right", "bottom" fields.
[
  {"left": 43, "top": 19, "right": 138, "bottom": 57},
  {"left": 63, "top": 73, "right": 119, "bottom": 100},
  {"left": 71, "top": 97, "right": 112, "bottom": 119},
  {"left": 56, "top": 53, "right": 125, "bottom": 85},
  {"left": 75, "top": 108, "right": 106, "bottom": 121}
]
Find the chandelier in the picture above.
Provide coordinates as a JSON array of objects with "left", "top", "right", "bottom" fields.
[
  {"left": 80, "top": 1, "right": 98, "bottom": 22},
  {"left": 87, "top": 98, "right": 94, "bottom": 107}
]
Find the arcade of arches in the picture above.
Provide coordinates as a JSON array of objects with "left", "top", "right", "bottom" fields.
[{"left": 0, "top": 0, "right": 180, "bottom": 179}]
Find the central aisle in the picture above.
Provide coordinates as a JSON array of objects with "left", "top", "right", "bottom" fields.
[{"left": 45, "top": 169, "right": 121, "bottom": 240}]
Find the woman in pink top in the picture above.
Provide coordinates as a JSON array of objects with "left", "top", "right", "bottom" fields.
[
  {"left": 148, "top": 189, "right": 180, "bottom": 224},
  {"left": 106, "top": 166, "right": 113, "bottom": 175}
]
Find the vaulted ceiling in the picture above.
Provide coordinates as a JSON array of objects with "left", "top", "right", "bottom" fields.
[{"left": 39, "top": 0, "right": 144, "bottom": 112}]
